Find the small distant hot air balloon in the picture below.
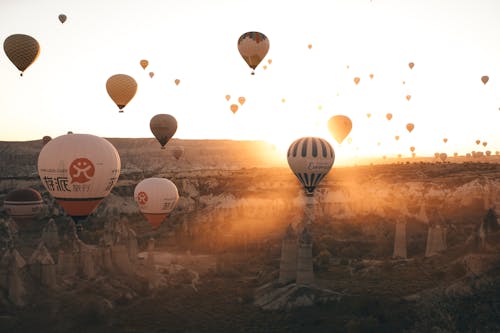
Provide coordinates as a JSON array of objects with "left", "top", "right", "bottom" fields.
[
  {"left": 149, "top": 72, "right": 154, "bottom": 78},
  {"left": 38, "top": 134, "right": 121, "bottom": 224},
  {"left": 434, "top": 152, "right": 440, "bottom": 159},
  {"left": 386, "top": 113, "right": 393, "bottom": 121},
  {"left": 482, "top": 141, "right": 488, "bottom": 147},
  {"left": 485, "top": 150, "right": 491, "bottom": 156},
  {"left": 238, "top": 31, "right": 269, "bottom": 75},
  {"left": 230, "top": 104, "right": 239, "bottom": 114},
  {"left": 58, "top": 14, "right": 67, "bottom": 24},
  {"left": 287, "top": 137, "right": 335, "bottom": 196},
  {"left": 327, "top": 115, "right": 352, "bottom": 144},
  {"left": 308, "top": 44, "right": 312, "bottom": 49},
  {"left": 410, "top": 146, "right": 415, "bottom": 153},
  {"left": 453, "top": 152, "right": 458, "bottom": 157},
  {"left": 106, "top": 74, "right": 137, "bottom": 112},
  {"left": 42, "top": 136, "right": 52, "bottom": 146},
  {"left": 225, "top": 95, "right": 231, "bottom": 101},
  {"left": 476, "top": 139, "right": 481, "bottom": 145},
  {"left": 443, "top": 138, "right": 448, "bottom": 143},
  {"left": 268, "top": 59, "right": 272, "bottom": 64},
  {"left": 140, "top": 59, "right": 149, "bottom": 70},
  {"left": 369, "top": 74, "right": 374, "bottom": 79},
  {"left": 406, "top": 123, "right": 414, "bottom": 133},
  {"left": 175, "top": 79, "right": 180, "bottom": 86},
  {"left": 408, "top": 62, "right": 414, "bottom": 70},
  {"left": 3, "top": 188, "right": 44, "bottom": 226},
  {"left": 354, "top": 77, "right": 360, "bottom": 85},
  {"left": 172, "top": 146, "right": 184, "bottom": 160},
  {"left": 263, "top": 65, "right": 267, "bottom": 70},
  {"left": 395, "top": 135, "right": 400, "bottom": 141},
  {"left": 150, "top": 114, "right": 177, "bottom": 149},
  {"left": 439, "top": 153, "right": 447, "bottom": 162},
  {"left": 281, "top": 98, "right": 286, "bottom": 103},
  {"left": 3, "top": 34, "right": 40, "bottom": 76},
  {"left": 134, "top": 178, "right": 179, "bottom": 230},
  {"left": 238, "top": 96, "right": 246, "bottom": 105},
  {"left": 481, "top": 76, "right": 489, "bottom": 85},
  {"left": 366, "top": 113, "right": 371, "bottom": 118},
  {"left": 406, "top": 95, "right": 411, "bottom": 101}
]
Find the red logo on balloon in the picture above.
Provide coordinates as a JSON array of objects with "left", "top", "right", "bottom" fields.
[
  {"left": 69, "top": 158, "right": 95, "bottom": 183},
  {"left": 137, "top": 191, "right": 148, "bottom": 205}
]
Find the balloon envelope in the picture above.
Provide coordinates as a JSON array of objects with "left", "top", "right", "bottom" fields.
[
  {"left": 3, "top": 34, "right": 40, "bottom": 75},
  {"left": 287, "top": 137, "right": 335, "bottom": 196},
  {"left": 327, "top": 115, "right": 352, "bottom": 144},
  {"left": 37, "top": 134, "right": 121, "bottom": 223},
  {"left": 238, "top": 97, "right": 246, "bottom": 105},
  {"left": 481, "top": 76, "right": 489, "bottom": 85},
  {"left": 406, "top": 123, "right": 415, "bottom": 133},
  {"left": 106, "top": 74, "right": 137, "bottom": 112},
  {"left": 140, "top": 59, "right": 148, "bottom": 69},
  {"left": 439, "top": 153, "right": 447, "bottom": 162},
  {"left": 237, "top": 31, "right": 269, "bottom": 74},
  {"left": 42, "top": 136, "right": 52, "bottom": 146},
  {"left": 172, "top": 146, "right": 184, "bottom": 160},
  {"left": 134, "top": 178, "right": 179, "bottom": 230},
  {"left": 386, "top": 113, "right": 392, "bottom": 121},
  {"left": 3, "top": 188, "right": 44, "bottom": 223},
  {"left": 408, "top": 62, "right": 414, "bottom": 69},
  {"left": 230, "top": 104, "right": 239, "bottom": 114},
  {"left": 58, "top": 14, "right": 67, "bottom": 23},
  {"left": 150, "top": 114, "right": 177, "bottom": 149}
]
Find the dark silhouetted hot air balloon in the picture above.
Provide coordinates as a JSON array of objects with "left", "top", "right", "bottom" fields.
[
  {"left": 481, "top": 76, "right": 489, "bottom": 85},
  {"left": 140, "top": 59, "right": 148, "bottom": 69},
  {"left": 482, "top": 141, "right": 488, "bottom": 147},
  {"left": 3, "top": 34, "right": 40, "bottom": 76},
  {"left": 106, "top": 74, "right": 137, "bottom": 112},
  {"left": 476, "top": 139, "right": 481, "bottom": 145},
  {"left": 3, "top": 188, "right": 44, "bottom": 226},
  {"left": 287, "top": 137, "right": 335, "bottom": 196},
  {"left": 328, "top": 115, "right": 352, "bottom": 144},
  {"left": 150, "top": 114, "right": 177, "bottom": 149},
  {"left": 237, "top": 32, "right": 269, "bottom": 75},
  {"left": 58, "top": 14, "right": 67, "bottom": 24},
  {"left": 134, "top": 178, "right": 179, "bottom": 230},
  {"left": 149, "top": 72, "right": 154, "bottom": 78},
  {"left": 406, "top": 123, "right": 414, "bottom": 133},
  {"left": 42, "top": 136, "right": 52, "bottom": 146},
  {"left": 37, "top": 134, "right": 120, "bottom": 224},
  {"left": 408, "top": 62, "right": 414, "bottom": 70},
  {"left": 172, "top": 146, "right": 184, "bottom": 160}
]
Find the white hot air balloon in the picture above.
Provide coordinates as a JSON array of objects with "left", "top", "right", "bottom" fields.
[
  {"left": 37, "top": 134, "right": 121, "bottom": 224},
  {"left": 134, "top": 178, "right": 179, "bottom": 230}
]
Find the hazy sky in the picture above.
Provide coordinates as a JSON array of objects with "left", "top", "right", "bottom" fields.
[{"left": 0, "top": 0, "right": 499, "bottom": 162}]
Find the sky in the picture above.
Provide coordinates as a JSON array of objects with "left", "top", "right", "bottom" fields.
[{"left": 0, "top": 0, "right": 499, "bottom": 165}]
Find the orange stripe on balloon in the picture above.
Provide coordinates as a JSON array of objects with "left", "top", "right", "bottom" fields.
[
  {"left": 143, "top": 213, "right": 168, "bottom": 230},
  {"left": 55, "top": 198, "right": 103, "bottom": 217}
]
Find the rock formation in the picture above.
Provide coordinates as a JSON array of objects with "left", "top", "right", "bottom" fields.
[
  {"left": 393, "top": 220, "right": 407, "bottom": 259},
  {"left": 296, "top": 227, "right": 314, "bottom": 285},
  {"left": 278, "top": 224, "right": 297, "bottom": 285}
]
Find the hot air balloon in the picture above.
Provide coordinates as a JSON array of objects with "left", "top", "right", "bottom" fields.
[
  {"left": 106, "top": 74, "right": 137, "bottom": 112},
  {"left": 37, "top": 134, "right": 121, "bottom": 224},
  {"left": 476, "top": 139, "right": 481, "bottom": 145},
  {"left": 453, "top": 152, "right": 458, "bottom": 157},
  {"left": 354, "top": 77, "right": 360, "bottom": 85},
  {"left": 263, "top": 65, "right": 267, "bottom": 70},
  {"left": 225, "top": 95, "right": 231, "bottom": 101},
  {"left": 238, "top": 97, "right": 246, "bottom": 105},
  {"left": 268, "top": 59, "right": 272, "bottom": 64},
  {"left": 327, "top": 115, "right": 352, "bottom": 144},
  {"left": 406, "top": 123, "right": 414, "bottom": 133},
  {"left": 3, "top": 34, "right": 40, "bottom": 76},
  {"left": 308, "top": 44, "right": 312, "bottom": 49},
  {"left": 395, "top": 135, "right": 400, "bottom": 141},
  {"left": 485, "top": 150, "right": 491, "bottom": 156},
  {"left": 439, "top": 153, "right": 447, "bottom": 162},
  {"left": 175, "top": 79, "right": 180, "bottom": 86},
  {"left": 366, "top": 113, "right": 371, "bottom": 118},
  {"left": 237, "top": 31, "right": 269, "bottom": 75},
  {"left": 406, "top": 95, "right": 411, "bottom": 101},
  {"left": 149, "top": 72, "right": 154, "bottom": 78},
  {"left": 386, "top": 113, "right": 393, "bottom": 121},
  {"left": 482, "top": 141, "right": 488, "bottom": 147},
  {"left": 3, "top": 188, "right": 44, "bottom": 225},
  {"left": 369, "top": 74, "right": 374, "bottom": 79},
  {"left": 410, "top": 146, "right": 415, "bottom": 153},
  {"left": 140, "top": 59, "right": 148, "bottom": 69},
  {"left": 408, "top": 62, "right": 414, "bottom": 70},
  {"left": 134, "top": 178, "right": 179, "bottom": 230},
  {"left": 281, "top": 98, "right": 286, "bottom": 103},
  {"left": 230, "top": 104, "right": 239, "bottom": 114},
  {"left": 172, "top": 146, "right": 184, "bottom": 160},
  {"left": 481, "top": 76, "right": 489, "bottom": 85},
  {"left": 150, "top": 114, "right": 177, "bottom": 149},
  {"left": 58, "top": 14, "right": 67, "bottom": 24},
  {"left": 434, "top": 152, "right": 440, "bottom": 159},
  {"left": 42, "top": 136, "right": 52, "bottom": 146},
  {"left": 443, "top": 138, "right": 448, "bottom": 143},
  {"left": 287, "top": 137, "right": 335, "bottom": 196}
]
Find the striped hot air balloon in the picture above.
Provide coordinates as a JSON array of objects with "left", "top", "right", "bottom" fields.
[{"left": 287, "top": 137, "right": 335, "bottom": 196}]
